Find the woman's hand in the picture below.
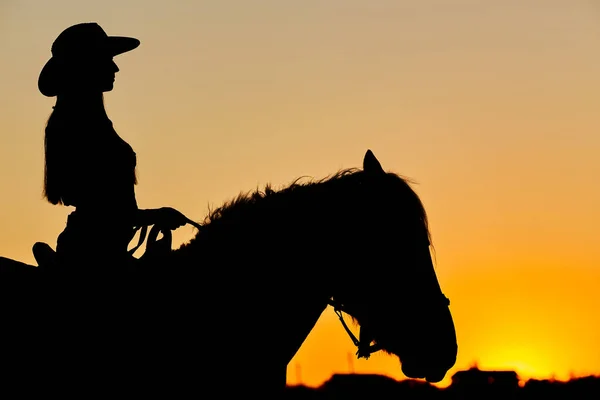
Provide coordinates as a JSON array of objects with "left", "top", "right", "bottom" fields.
[{"left": 155, "top": 207, "right": 189, "bottom": 230}]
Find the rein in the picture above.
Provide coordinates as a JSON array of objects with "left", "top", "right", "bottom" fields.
[
  {"left": 127, "top": 217, "right": 203, "bottom": 257},
  {"left": 128, "top": 225, "right": 148, "bottom": 256}
]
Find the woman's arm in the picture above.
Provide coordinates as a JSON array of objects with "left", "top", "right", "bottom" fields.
[
  {"left": 134, "top": 208, "right": 158, "bottom": 227},
  {"left": 134, "top": 207, "right": 190, "bottom": 230}
]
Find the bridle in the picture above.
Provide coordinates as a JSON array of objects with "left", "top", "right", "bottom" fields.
[
  {"left": 328, "top": 294, "right": 450, "bottom": 360},
  {"left": 327, "top": 298, "right": 382, "bottom": 360}
]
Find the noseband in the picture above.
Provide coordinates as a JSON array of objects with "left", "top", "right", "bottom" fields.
[{"left": 328, "top": 294, "right": 450, "bottom": 360}]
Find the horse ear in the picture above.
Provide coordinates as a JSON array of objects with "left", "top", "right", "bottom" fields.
[{"left": 363, "top": 150, "right": 385, "bottom": 175}]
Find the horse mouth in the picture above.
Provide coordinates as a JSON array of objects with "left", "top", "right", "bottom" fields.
[{"left": 425, "top": 371, "right": 447, "bottom": 383}]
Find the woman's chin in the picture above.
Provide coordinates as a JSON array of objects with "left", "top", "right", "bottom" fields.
[{"left": 101, "top": 82, "right": 115, "bottom": 92}]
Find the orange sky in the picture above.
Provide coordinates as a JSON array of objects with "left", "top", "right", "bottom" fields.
[{"left": 1, "top": 0, "right": 600, "bottom": 389}]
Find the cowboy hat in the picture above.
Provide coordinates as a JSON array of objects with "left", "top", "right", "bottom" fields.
[{"left": 38, "top": 22, "right": 140, "bottom": 97}]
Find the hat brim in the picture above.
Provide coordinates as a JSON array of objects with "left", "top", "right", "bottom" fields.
[
  {"left": 38, "top": 35, "right": 140, "bottom": 97},
  {"left": 106, "top": 36, "right": 140, "bottom": 57}
]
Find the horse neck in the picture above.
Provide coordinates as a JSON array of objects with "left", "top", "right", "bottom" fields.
[
  {"left": 262, "top": 180, "right": 359, "bottom": 362},
  {"left": 174, "top": 180, "right": 356, "bottom": 366}
]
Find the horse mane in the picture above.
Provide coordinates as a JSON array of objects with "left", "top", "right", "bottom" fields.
[
  {"left": 203, "top": 168, "right": 357, "bottom": 225},
  {"left": 194, "top": 167, "right": 433, "bottom": 251}
]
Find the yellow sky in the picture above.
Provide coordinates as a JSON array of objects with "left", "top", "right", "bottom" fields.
[{"left": 1, "top": 0, "right": 600, "bottom": 388}]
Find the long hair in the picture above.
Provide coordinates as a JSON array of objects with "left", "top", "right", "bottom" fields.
[{"left": 43, "top": 106, "right": 73, "bottom": 205}]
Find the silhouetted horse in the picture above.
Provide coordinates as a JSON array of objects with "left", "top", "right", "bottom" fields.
[{"left": 0, "top": 150, "right": 456, "bottom": 397}]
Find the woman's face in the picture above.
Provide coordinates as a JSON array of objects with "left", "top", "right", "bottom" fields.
[
  {"left": 62, "top": 55, "right": 120, "bottom": 94},
  {"left": 87, "top": 56, "right": 119, "bottom": 93}
]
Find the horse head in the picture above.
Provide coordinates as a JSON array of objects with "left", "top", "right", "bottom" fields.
[{"left": 329, "top": 150, "right": 457, "bottom": 383}]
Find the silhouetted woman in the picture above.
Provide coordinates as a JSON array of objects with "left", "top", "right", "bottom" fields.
[{"left": 36, "top": 22, "right": 190, "bottom": 270}]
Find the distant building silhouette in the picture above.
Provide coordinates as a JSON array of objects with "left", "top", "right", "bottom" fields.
[{"left": 449, "top": 367, "right": 519, "bottom": 399}]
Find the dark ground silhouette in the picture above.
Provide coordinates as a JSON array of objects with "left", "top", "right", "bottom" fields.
[{"left": 283, "top": 367, "right": 600, "bottom": 399}]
